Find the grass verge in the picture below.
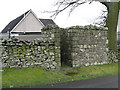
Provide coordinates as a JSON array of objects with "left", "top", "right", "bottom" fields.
[
  {"left": 0, "top": 68, "right": 2, "bottom": 89},
  {"left": 2, "top": 63, "right": 118, "bottom": 88}
]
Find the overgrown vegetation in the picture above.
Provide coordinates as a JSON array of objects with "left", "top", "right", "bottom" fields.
[{"left": 2, "top": 63, "right": 118, "bottom": 88}]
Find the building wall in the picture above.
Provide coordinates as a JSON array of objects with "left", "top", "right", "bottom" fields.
[
  {"left": 12, "top": 12, "right": 43, "bottom": 33},
  {"left": 12, "top": 35, "right": 42, "bottom": 40}
]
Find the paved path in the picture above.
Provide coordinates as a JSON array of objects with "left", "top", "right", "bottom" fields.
[{"left": 31, "top": 75, "right": 119, "bottom": 88}]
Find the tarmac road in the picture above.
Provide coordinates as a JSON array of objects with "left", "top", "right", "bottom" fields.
[{"left": 30, "top": 75, "right": 119, "bottom": 88}]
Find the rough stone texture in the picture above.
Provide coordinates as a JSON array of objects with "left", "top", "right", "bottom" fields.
[
  {"left": 0, "top": 25, "right": 61, "bottom": 70},
  {"left": 59, "top": 25, "right": 118, "bottom": 67},
  {"left": 0, "top": 25, "right": 118, "bottom": 70},
  {"left": 41, "top": 25, "right": 61, "bottom": 70},
  {"left": 70, "top": 26, "right": 109, "bottom": 67},
  {"left": 118, "top": 46, "right": 120, "bottom": 60}
]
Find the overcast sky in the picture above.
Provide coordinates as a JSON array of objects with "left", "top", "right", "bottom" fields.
[{"left": 0, "top": 0, "right": 119, "bottom": 32}]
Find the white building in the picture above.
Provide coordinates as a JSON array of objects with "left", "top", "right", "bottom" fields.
[{"left": 1, "top": 9, "right": 56, "bottom": 35}]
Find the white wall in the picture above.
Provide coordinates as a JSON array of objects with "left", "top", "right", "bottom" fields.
[{"left": 12, "top": 12, "right": 43, "bottom": 32}]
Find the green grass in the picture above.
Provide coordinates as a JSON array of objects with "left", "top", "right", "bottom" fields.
[
  {"left": 2, "top": 67, "right": 71, "bottom": 88},
  {"left": 60, "top": 63, "right": 118, "bottom": 81},
  {"left": 2, "top": 63, "right": 118, "bottom": 88},
  {"left": 0, "top": 68, "right": 2, "bottom": 89}
]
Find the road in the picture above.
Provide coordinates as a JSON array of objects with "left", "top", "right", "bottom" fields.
[{"left": 31, "top": 75, "right": 119, "bottom": 88}]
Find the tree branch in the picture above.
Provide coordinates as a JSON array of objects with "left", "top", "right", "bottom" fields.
[
  {"left": 50, "top": 0, "right": 90, "bottom": 19},
  {"left": 45, "top": 0, "right": 108, "bottom": 27}
]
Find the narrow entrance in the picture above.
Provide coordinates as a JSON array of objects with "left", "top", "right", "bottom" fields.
[{"left": 60, "top": 30, "right": 72, "bottom": 67}]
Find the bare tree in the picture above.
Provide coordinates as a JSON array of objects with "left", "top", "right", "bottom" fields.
[
  {"left": 93, "top": 9, "right": 108, "bottom": 26},
  {"left": 48, "top": 0, "right": 119, "bottom": 50},
  {"left": 50, "top": 0, "right": 93, "bottom": 19},
  {"left": 47, "top": 0, "right": 108, "bottom": 27}
]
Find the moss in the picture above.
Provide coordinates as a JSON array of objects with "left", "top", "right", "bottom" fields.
[
  {"left": 41, "top": 25, "right": 60, "bottom": 31},
  {"left": 105, "top": 2, "right": 119, "bottom": 50},
  {"left": 67, "top": 25, "right": 108, "bottom": 30}
]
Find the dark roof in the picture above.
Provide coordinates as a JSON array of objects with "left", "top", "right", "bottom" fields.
[
  {"left": 1, "top": 10, "right": 30, "bottom": 33},
  {"left": 39, "top": 19, "right": 56, "bottom": 26},
  {"left": 1, "top": 10, "right": 56, "bottom": 33}
]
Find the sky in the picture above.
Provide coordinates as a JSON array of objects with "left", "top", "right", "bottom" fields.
[{"left": 0, "top": 0, "right": 119, "bottom": 32}]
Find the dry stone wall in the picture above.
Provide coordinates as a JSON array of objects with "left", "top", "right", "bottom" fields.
[
  {"left": 0, "top": 26, "right": 61, "bottom": 70},
  {"left": 59, "top": 25, "right": 118, "bottom": 67},
  {"left": 68, "top": 26, "right": 109, "bottom": 67},
  {"left": 0, "top": 25, "right": 118, "bottom": 70}
]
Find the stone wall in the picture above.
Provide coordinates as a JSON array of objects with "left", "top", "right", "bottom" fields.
[
  {"left": 68, "top": 26, "right": 109, "bottom": 67},
  {"left": 0, "top": 25, "right": 118, "bottom": 70},
  {"left": 59, "top": 25, "right": 118, "bottom": 67},
  {"left": 0, "top": 26, "right": 61, "bottom": 70}
]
